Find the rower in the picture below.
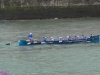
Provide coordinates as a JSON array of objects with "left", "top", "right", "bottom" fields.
[
  {"left": 49, "top": 37, "right": 54, "bottom": 41},
  {"left": 59, "top": 37, "right": 63, "bottom": 42},
  {"left": 80, "top": 35, "right": 86, "bottom": 40},
  {"left": 88, "top": 34, "right": 93, "bottom": 38},
  {"left": 41, "top": 37, "right": 46, "bottom": 43},
  {"left": 89, "top": 34, "right": 93, "bottom": 41},
  {"left": 73, "top": 36, "right": 79, "bottom": 41},
  {"left": 66, "top": 36, "right": 71, "bottom": 41}
]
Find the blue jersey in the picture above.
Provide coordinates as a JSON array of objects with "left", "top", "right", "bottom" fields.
[
  {"left": 41, "top": 37, "right": 46, "bottom": 42},
  {"left": 28, "top": 34, "right": 33, "bottom": 40}
]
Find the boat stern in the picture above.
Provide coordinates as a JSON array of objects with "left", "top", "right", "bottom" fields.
[{"left": 19, "top": 40, "right": 28, "bottom": 46}]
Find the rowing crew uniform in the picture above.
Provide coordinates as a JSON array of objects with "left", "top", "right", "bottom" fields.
[
  {"left": 66, "top": 36, "right": 71, "bottom": 41},
  {"left": 59, "top": 37, "right": 63, "bottom": 42},
  {"left": 41, "top": 37, "right": 46, "bottom": 42},
  {"left": 49, "top": 37, "right": 54, "bottom": 41},
  {"left": 80, "top": 35, "right": 86, "bottom": 40},
  {"left": 28, "top": 33, "right": 33, "bottom": 41},
  {"left": 73, "top": 36, "right": 79, "bottom": 41}
]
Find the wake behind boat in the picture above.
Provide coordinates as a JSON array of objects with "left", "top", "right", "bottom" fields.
[{"left": 18, "top": 35, "right": 100, "bottom": 46}]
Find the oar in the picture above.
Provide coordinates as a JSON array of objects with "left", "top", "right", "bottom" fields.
[
  {"left": 5, "top": 43, "right": 10, "bottom": 45},
  {"left": 5, "top": 40, "right": 18, "bottom": 45}
]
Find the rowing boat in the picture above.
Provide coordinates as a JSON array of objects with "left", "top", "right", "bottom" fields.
[{"left": 18, "top": 35, "right": 100, "bottom": 46}]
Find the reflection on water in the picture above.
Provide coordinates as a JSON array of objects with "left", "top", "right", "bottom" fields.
[{"left": 0, "top": 18, "right": 100, "bottom": 75}]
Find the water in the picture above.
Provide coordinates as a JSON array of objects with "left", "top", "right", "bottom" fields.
[{"left": 0, "top": 18, "right": 100, "bottom": 75}]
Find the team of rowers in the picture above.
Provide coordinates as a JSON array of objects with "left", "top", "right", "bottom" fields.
[{"left": 28, "top": 33, "right": 93, "bottom": 42}]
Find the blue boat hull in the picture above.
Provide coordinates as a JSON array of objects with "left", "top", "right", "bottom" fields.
[{"left": 19, "top": 35, "right": 100, "bottom": 46}]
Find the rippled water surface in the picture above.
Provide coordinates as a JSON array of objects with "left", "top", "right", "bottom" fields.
[{"left": 0, "top": 18, "right": 100, "bottom": 75}]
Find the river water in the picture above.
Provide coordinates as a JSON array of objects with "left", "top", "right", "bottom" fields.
[{"left": 0, "top": 18, "right": 100, "bottom": 75}]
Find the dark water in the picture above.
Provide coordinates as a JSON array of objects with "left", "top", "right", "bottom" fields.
[{"left": 0, "top": 18, "right": 100, "bottom": 75}]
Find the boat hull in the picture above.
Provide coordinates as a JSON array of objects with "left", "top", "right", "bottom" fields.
[{"left": 19, "top": 35, "right": 100, "bottom": 46}]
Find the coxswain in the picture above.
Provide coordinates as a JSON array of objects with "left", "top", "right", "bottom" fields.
[{"left": 28, "top": 33, "right": 33, "bottom": 42}]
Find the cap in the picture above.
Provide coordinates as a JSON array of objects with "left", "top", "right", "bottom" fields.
[
  {"left": 77, "top": 36, "right": 79, "bottom": 37},
  {"left": 30, "top": 33, "right": 32, "bottom": 34}
]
